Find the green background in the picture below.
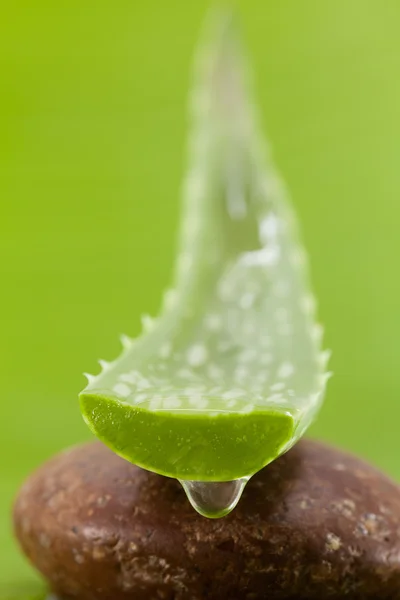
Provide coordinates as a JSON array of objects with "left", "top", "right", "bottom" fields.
[{"left": 1, "top": 0, "right": 400, "bottom": 593}]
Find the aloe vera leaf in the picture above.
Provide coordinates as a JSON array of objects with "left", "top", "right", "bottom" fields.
[{"left": 79, "top": 11, "right": 330, "bottom": 482}]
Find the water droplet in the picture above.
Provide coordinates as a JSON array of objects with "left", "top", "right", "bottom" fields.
[{"left": 179, "top": 477, "right": 249, "bottom": 518}]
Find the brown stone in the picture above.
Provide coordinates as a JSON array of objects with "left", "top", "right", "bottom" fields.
[{"left": 13, "top": 440, "right": 400, "bottom": 599}]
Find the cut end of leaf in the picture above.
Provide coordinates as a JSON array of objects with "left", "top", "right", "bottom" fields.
[{"left": 80, "top": 391, "right": 296, "bottom": 481}]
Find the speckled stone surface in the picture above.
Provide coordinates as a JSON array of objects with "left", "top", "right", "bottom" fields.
[{"left": 13, "top": 440, "right": 400, "bottom": 599}]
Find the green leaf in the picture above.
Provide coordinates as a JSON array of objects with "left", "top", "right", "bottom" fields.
[{"left": 80, "top": 10, "right": 330, "bottom": 484}]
